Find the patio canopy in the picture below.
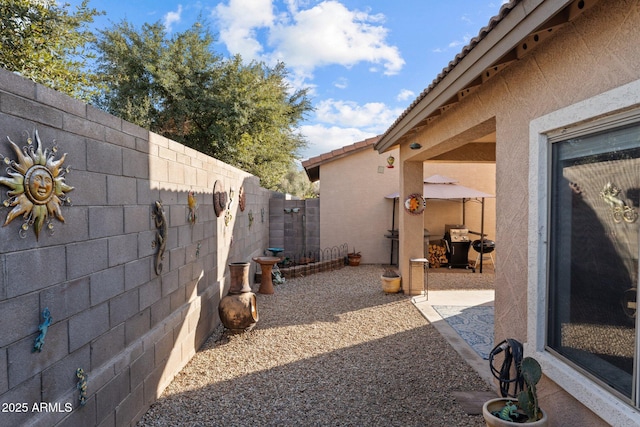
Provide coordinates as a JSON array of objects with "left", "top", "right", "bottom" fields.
[{"left": 384, "top": 174, "right": 494, "bottom": 200}]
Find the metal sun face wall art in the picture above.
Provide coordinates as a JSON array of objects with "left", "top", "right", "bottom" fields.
[{"left": 0, "top": 130, "right": 74, "bottom": 239}]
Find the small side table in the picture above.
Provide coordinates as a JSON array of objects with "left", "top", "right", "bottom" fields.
[{"left": 409, "top": 258, "right": 429, "bottom": 299}]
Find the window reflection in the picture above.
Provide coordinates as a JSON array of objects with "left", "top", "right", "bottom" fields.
[{"left": 548, "top": 125, "right": 640, "bottom": 400}]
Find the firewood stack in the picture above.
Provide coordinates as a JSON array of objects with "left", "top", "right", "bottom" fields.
[{"left": 428, "top": 244, "right": 448, "bottom": 268}]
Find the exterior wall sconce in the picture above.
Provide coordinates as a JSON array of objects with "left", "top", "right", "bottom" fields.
[
  {"left": 409, "top": 142, "right": 422, "bottom": 150},
  {"left": 284, "top": 208, "right": 300, "bottom": 214}
]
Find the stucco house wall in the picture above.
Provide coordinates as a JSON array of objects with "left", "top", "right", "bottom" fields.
[
  {"left": 379, "top": 0, "right": 640, "bottom": 425},
  {"left": 317, "top": 144, "right": 400, "bottom": 264},
  {"left": 0, "top": 68, "right": 271, "bottom": 426}
]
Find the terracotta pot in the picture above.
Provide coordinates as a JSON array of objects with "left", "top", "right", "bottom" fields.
[
  {"left": 381, "top": 275, "right": 401, "bottom": 293},
  {"left": 218, "top": 292, "right": 259, "bottom": 333},
  {"left": 347, "top": 254, "right": 361, "bottom": 266},
  {"left": 482, "top": 398, "right": 548, "bottom": 427}
]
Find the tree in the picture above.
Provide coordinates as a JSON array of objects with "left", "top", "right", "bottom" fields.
[
  {"left": 279, "top": 164, "right": 319, "bottom": 199},
  {"left": 0, "top": 0, "right": 103, "bottom": 101},
  {"left": 94, "top": 19, "right": 312, "bottom": 190}
]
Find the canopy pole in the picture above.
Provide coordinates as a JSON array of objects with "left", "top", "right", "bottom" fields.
[
  {"left": 390, "top": 198, "right": 397, "bottom": 265},
  {"left": 479, "top": 198, "right": 485, "bottom": 273},
  {"left": 462, "top": 198, "right": 466, "bottom": 224}
]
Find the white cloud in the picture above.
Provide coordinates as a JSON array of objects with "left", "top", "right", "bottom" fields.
[
  {"left": 270, "top": 1, "right": 404, "bottom": 77},
  {"left": 396, "top": 89, "right": 415, "bottom": 102},
  {"left": 314, "top": 98, "right": 402, "bottom": 132},
  {"left": 214, "top": 0, "right": 275, "bottom": 59},
  {"left": 333, "top": 77, "right": 348, "bottom": 89},
  {"left": 298, "top": 124, "right": 376, "bottom": 159},
  {"left": 213, "top": 0, "right": 404, "bottom": 85},
  {"left": 164, "top": 5, "right": 183, "bottom": 32}
]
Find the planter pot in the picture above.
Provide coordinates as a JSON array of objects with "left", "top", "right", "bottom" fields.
[
  {"left": 482, "top": 398, "right": 548, "bottom": 427},
  {"left": 381, "top": 275, "right": 401, "bottom": 293},
  {"left": 347, "top": 254, "right": 361, "bottom": 266}
]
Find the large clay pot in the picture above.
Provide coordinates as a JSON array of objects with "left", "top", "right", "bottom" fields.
[
  {"left": 218, "top": 292, "right": 259, "bottom": 333},
  {"left": 482, "top": 398, "right": 548, "bottom": 427},
  {"left": 229, "top": 262, "right": 251, "bottom": 294}
]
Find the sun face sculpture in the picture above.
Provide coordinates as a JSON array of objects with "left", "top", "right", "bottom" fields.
[{"left": 0, "top": 130, "right": 73, "bottom": 239}]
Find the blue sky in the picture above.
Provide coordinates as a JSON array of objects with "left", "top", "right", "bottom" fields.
[{"left": 72, "top": 0, "right": 508, "bottom": 160}]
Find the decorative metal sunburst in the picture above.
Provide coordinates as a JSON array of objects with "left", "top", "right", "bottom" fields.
[{"left": 0, "top": 130, "right": 74, "bottom": 239}]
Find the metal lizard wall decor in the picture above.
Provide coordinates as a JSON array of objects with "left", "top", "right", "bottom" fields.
[{"left": 152, "top": 200, "right": 167, "bottom": 275}]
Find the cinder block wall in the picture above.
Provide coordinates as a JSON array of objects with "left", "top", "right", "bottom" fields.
[
  {"left": 268, "top": 197, "right": 320, "bottom": 258},
  {"left": 0, "top": 68, "right": 271, "bottom": 426}
]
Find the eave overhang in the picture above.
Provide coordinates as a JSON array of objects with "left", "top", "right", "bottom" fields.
[{"left": 374, "top": 0, "right": 598, "bottom": 154}]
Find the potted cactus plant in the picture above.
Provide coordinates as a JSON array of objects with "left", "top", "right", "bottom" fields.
[{"left": 482, "top": 357, "right": 548, "bottom": 426}]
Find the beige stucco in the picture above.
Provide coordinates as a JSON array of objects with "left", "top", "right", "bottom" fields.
[
  {"left": 386, "top": 0, "right": 640, "bottom": 425},
  {"left": 318, "top": 147, "right": 400, "bottom": 264}
]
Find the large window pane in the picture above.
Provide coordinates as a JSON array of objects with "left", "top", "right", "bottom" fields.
[{"left": 548, "top": 124, "right": 640, "bottom": 401}]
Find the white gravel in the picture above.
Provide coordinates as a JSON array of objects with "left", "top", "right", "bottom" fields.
[{"left": 137, "top": 264, "right": 493, "bottom": 426}]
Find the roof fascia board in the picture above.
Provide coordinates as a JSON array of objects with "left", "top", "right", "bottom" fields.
[{"left": 375, "top": 0, "right": 572, "bottom": 153}]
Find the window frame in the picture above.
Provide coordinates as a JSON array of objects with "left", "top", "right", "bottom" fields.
[{"left": 528, "top": 79, "right": 640, "bottom": 426}]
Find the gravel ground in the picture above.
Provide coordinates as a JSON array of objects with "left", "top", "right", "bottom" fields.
[{"left": 138, "top": 264, "right": 493, "bottom": 427}]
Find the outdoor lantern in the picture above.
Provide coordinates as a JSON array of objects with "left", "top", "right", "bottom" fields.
[{"left": 387, "top": 155, "right": 395, "bottom": 168}]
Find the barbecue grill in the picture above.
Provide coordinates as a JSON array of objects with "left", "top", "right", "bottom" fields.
[
  {"left": 443, "top": 224, "right": 472, "bottom": 269},
  {"left": 472, "top": 239, "right": 495, "bottom": 270}
]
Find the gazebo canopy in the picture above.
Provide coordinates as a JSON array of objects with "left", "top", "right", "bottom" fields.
[{"left": 384, "top": 174, "right": 495, "bottom": 200}]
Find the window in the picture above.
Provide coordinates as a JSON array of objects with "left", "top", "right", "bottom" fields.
[
  {"left": 548, "top": 124, "right": 640, "bottom": 402},
  {"left": 528, "top": 79, "right": 640, "bottom": 426}
]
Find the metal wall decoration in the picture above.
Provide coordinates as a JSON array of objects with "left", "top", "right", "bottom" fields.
[
  {"left": 224, "top": 185, "right": 234, "bottom": 227},
  {"left": 404, "top": 193, "right": 426, "bottom": 215},
  {"left": 228, "top": 187, "right": 235, "bottom": 207},
  {"left": 239, "top": 186, "right": 246, "bottom": 211},
  {"left": 76, "top": 368, "right": 88, "bottom": 406},
  {"left": 152, "top": 201, "right": 167, "bottom": 275},
  {"left": 33, "top": 307, "right": 52, "bottom": 352},
  {"left": 0, "top": 130, "right": 74, "bottom": 239},
  {"left": 213, "top": 180, "right": 226, "bottom": 217},
  {"left": 248, "top": 210, "right": 254, "bottom": 228},
  {"left": 600, "top": 182, "right": 638, "bottom": 223},
  {"left": 187, "top": 190, "right": 197, "bottom": 224}
]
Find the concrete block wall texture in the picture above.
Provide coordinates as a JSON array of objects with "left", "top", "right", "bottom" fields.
[
  {"left": 0, "top": 68, "right": 271, "bottom": 426},
  {"left": 268, "top": 198, "right": 320, "bottom": 258}
]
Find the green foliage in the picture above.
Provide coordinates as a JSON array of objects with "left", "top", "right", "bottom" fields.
[
  {"left": 490, "top": 357, "right": 543, "bottom": 423},
  {"left": 275, "top": 163, "right": 318, "bottom": 199},
  {"left": 517, "top": 356, "right": 542, "bottom": 421},
  {"left": 93, "top": 19, "right": 313, "bottom": 189},
  {"left": 0, "top": 0, "right": 103, "bottom": 101}
]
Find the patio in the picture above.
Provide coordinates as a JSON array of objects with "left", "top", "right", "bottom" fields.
[{"left": 137, "top": 265, "right": 496, "bottom": 426}]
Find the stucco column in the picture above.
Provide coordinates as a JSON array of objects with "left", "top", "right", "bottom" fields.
[{"left": 399, "top": 159, "right": 425, "bottom": 295}]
